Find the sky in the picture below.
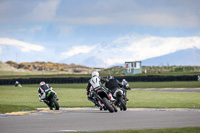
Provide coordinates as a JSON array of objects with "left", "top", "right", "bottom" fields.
[{"left": 0, "top": 0, "right": 200, "bottom": 67}]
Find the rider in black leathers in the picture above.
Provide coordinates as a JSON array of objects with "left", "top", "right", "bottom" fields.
[
  {"left": 105, "top": 75, "right": 123, "bottom": 95},
  {"left": 105, "top": 75, "right": 130, "bottom": 102}
]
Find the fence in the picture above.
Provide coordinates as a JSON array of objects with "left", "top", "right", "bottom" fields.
[{"left": 0, "top": 75, "right": 199, "bottom": 85}]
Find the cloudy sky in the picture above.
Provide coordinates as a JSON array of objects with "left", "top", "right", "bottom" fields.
[{"left": 0, "top": 0, "right": 200, "bottom": 67}]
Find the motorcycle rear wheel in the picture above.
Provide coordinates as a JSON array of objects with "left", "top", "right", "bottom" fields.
[{"left": 102, "top": 97, "right": 114, "bottom": 113}]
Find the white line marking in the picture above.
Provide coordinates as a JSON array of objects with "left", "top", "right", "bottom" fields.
[
  {"left": 59, "top": 130, "right": 88, "bottom": 132},
  {"left": 60, "top": 130, "right": 77, "bottom": 132}
]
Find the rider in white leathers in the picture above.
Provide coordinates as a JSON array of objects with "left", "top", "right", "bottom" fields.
[
  {"left": 38, "top": 81, "right": 58, "bottom": 109},
  {"left": 86, "top": 71, "right": 108, "bottom": 109}
]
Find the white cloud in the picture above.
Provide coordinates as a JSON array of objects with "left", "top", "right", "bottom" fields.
[
  {"left": 60, "top": 45, "right": 96, "bottom": 59},
  {"left": 0, "top": 38, "right": 45, "bottom": 52}
]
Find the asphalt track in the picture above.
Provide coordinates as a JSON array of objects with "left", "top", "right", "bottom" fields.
[{"left": 0, "top": 108, "right": 200, "bottom": 133}]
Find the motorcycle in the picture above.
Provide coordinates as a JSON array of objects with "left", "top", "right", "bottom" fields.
[
  {"left": 91, "top": 87, "right": 117, "bottom": 113},
  {"left": 113, "top": 88, "right": 127, "bottom": 111},
  {"left": 114, "top": 79, "right": 130, "bottom": 111},
  {"left": 45, "top": 88, "right": 59, "bottom": 110},
  {"left": 97, "top": 92, "right": 118, "bottom": 112}
]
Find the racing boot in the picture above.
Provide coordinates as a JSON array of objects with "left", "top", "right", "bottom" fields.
[
  {"left": 125, "top": 97, "right": 129, "bottom": 101},
  {"left": 98, "top": 105, "right": 103, "bottom": 111}
]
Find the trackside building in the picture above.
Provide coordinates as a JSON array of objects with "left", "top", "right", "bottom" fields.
[{"left": 125, "top": 61, "right": 142, "bottom": 75}]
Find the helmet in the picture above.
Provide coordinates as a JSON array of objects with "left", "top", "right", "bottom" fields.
[
  {"left": 40, "top": 81, "right": 45, "bottom": 86},
  {"left": 92, "top": 71, "right": 99, "bottom": 77},
  {"left": 16, "top": 81, "right": 19, "bottom": 84},
  {"left": 122, "top": 79, "right": 127, "bottom": 86},
  {"left": 107, "top": 75, "right": 114, "bottom": 79}
]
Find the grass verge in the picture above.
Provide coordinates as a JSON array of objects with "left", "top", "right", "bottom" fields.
[
  {"left": 66, "top": 127, "right": 200, "bottom": 133},
  {"left": 0, "top": 105, "right": 35, "bottom": 114},
  {"left": 129, "top": 81, "right": 200, "bottom": 88}
]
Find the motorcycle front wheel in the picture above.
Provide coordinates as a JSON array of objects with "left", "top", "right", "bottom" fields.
[
  {"left": 102, "top": 97, "right": 114, "bottom": 113},
  {"left": 119, "top": 96, "right": 127, "bottom": 111},
  {"left": 112, "top": 104, "right": 118, "bottom": 112}
]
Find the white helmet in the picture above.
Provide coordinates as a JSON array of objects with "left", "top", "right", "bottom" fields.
[
  {"left": 92, "top": 71, "right": 99, "bottom": 77},
  {"left": 122, "top": 79, "right": 127, "bottom": 86}
]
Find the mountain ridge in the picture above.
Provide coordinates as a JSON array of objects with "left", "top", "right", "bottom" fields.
[
  {"left": 142, "top": 47, "right": 200, "bottom": 66},
  {"left": 60, "top": 34, "right": 200, "bottom": 67}
]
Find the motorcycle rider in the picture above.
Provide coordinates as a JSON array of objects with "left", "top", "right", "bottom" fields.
[
  {"left": 86, "top": 71, "right": 109, "bottom": 110},
  {"left": 121, "top": 79, "right": 131, "bottom": 100},
  {"left": 122, "top": 79, "right": 131, "bottom": 90},
  {"left": 14, "top": 81, "right": 22, "bottom": 87},
  {"left": 105, "top": 75, "right": 130, "bottom": 100},
  {"left": 38, "top": 81, "right": 58, "bottom": 109},
  {"left": 105, "top": 75, "right": 123, "bottom": 95}
]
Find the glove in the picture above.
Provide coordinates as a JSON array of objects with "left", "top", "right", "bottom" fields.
[{"left": 86, "top": 91, "right": 89, "bottom": 95}]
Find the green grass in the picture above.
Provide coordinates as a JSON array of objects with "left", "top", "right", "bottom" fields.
[
  {"left": 24, "top": 81, "right": 200, "bottom": 88},
  {"left": 135, "top": 71, "right": 200, "bottom": 76},
  {"left": 0, "top": 82, "right": 200, "bottom": 113},
  {"left": 128, "top": 91, "right": 200, "bottom": 108},
  {"left": 0, "top": 105, "right": 35, "bottom": 113},
  {"left": 67, "top": 127, "right": 200, "bottom": 133},
  {"left": 129, "top": 81, "right": 200, "bottom": 88}
]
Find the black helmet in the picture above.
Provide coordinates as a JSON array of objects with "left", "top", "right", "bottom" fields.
[{"left": 107, "top": 75, "right": 114, "bottom": 79}]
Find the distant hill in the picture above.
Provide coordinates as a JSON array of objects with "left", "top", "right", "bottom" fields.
[
  {"left": 142, "top": 47, "right": 200, "bottom": 66},
  {"left": 4, "top": 61, "right": 97, "bottom": 74},
  {"left": 0, "top": 61, "right": 23, "bottom": 71}
]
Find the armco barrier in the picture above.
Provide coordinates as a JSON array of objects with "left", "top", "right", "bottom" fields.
[{"left": 0, "top": 75, "right": 198, "bottom": 85}]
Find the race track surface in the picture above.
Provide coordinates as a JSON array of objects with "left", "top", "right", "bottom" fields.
[{"left": 0, "top": 108, "right": 200, "bottom": 133}]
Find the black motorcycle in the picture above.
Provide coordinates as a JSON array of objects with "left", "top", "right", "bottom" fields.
[
  {"left": 113, "top": 88, "right": 127, "bottom": 111},
  {"left": 92, "top": 87, "right": 117, "bottom": 113}
]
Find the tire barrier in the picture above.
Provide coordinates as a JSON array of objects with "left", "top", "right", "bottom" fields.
[
  {"left": 0, "top": 75, "right": 198, "bottom": 85},
  {"left": 116, "top": 75, "right": 198, "bottom": 82}
]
